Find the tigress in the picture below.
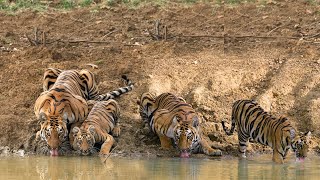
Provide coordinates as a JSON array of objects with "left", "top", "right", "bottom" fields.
[
  {"left": 221, "top": 99, "right": 311, "bottom": 163},
  {"left": 71, "top": 99, "right": 120, "bottom": 155},
  {"left": 35, "top": 68, "right": 133, "bottom": 156},
  {"left": 138, "top": 92, "right": 222, "bottom": 158}
]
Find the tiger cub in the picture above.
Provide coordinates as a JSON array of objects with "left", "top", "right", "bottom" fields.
[
  {"left": 221, "top": 99, "right": 311, "bottom": 163},
  {"left": 138, "top": 92, "right": 222, "bottom": 158},
  {"left": 35, "top": 68, "right": 133, "bottom": 156},
  {"left": 71, "top": 99, "right": 120, "bottom": 155}
]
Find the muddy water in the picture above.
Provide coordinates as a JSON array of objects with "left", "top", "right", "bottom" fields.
[{"left": 1, "top": 155, "right": 320, "bottom": 179}]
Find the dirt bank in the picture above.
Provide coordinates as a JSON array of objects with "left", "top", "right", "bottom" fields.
[{"left": 0, "top": 1, "right": 319, "bottom": 158}]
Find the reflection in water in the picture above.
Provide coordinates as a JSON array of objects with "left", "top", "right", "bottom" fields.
[{"left": 0, "top": 155, "right": 320, "bottom": 179}]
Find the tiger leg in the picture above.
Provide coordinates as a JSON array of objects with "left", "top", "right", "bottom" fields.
[
  {"left": 200, "top": 138, "right": 222, "bottom": 156},
  {"left": 35, "top": 130, "right": 41, "bottom": 141},
  {"left": 112, "top": 123, "right": 121, "bottom": 137},
  {"left": 158, "top": 134, "right": 173, "bottom": 149},
  {"left": 100, "top": 134, "right": 115, "bottom": 155},
  {"left": 238, "top": 135, "right": 249, "bottom": 158},
  {"left": 142, "top": 122, "right": 151, "bottom": 134},
  {"left": 69, "top": 122, "right": 83, "bottom": 150},
  {"left": 272, "top": 149, "right": 284, "bottom": 164}
]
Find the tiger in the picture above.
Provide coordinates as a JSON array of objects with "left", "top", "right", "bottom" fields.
[
  {"left": 35, "top": 68, "right": 133, "bottom": 156},
  {"left": 42, "top": 68, "right": 134, "bottom": 101},
  {"left": 71, "top": 99, "right": 120, "bottom": 156},
  {"left": 221, "top": 99, "right": 311, "bottom": 163},
  {"left": 138, "top": 92, "right": 222, "bottom": 158}
]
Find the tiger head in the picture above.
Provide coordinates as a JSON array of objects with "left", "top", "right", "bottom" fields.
[
  {"left": 72, "top": 125, "right": 96, "bottom": 155},
  {"left": 291, "top": 131, "right": 311, "bottom": 162},
  {"left": 35, "top": 91, "right": 88, "bottom": 156},
  {"left": 38, "top": 112, "right": 68, "bottom": 156},
  {"left": 172, "top": 115, "right": 200, "bottom": 158}
]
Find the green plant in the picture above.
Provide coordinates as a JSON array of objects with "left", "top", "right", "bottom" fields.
[
  {"left": 0, "top": 0, "right": 8, "bottom": 10},
  {"left": 60, "top": 0, "right": 75, "bottom": 9},
  {"left": 0, "top": 0, "right": 47, "bottom": 12},
  {"left": 305, "top": 0, "right": 319, "bottom": 5},
  {"left": 80, "top": 0, "right": 93, "bottom": 7},
  {"left": 105, "top": 0, "right": 117, "bottom": 6},
  {"left": 181, "top": 0, "right": 197, "bottom": 3}
]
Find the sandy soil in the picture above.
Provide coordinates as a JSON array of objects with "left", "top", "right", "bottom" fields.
[{"left": 0, "top": 1, "right": 320, "bottom": 158}]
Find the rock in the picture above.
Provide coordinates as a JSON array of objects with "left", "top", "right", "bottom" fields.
[{"left": 0, "top": 146, "right": 10, "bottom": 156}]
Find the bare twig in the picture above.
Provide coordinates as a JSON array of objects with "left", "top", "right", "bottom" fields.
[
  {"left": 235, "top": 19, "right": 262, "bottom": 32},
  {"left": 42, "top": 31, "right": 46, "bottom": 46},
  {"left": 155, "top": 20, "right": 160, "bottom": 40},
  {"left": 124, "top": 43, "right": 142, "bottom": 47},
  {"left": 178, "top": 34, "right": 301, "bottom": 40},
  {"left": 164, "top": 26, "right": 167, "bottom": 41},
  {"left": 147, "top": 29, "right": 160, "bottom": 40},
  {"left": 267, "top": 23, "right": 288, "bottom": 36},
  {"left": 305, "top": 32, "right": 320, "bottom": 38},
  {"left": 25, "top": 34, "right": 37, "bottom": 46},
  {"left": 179, "top": 35, "right": 225, "bottom": 38},
  {"left": 57, "top": 39, "right": 111, "bottom": 44},
  {"left": 34, "top": 27, "right": 38, "bottom": 45},
  {"left": 70, "top": 16, "right": 83, "bottom": 23},
  {"left": 100, "top": 29, "right": 119, "bottom": 40}
]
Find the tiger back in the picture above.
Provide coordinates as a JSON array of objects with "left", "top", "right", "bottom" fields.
[
  {"left": 71, "top": 99, "right": 120, "bottom": 156},
  {"left": 139, "top": 92, "right": 222, "bottom": 158},
  {"left": 35, "top": 69, "right": 90, "bottom": 156},
  {"left": 221, "top": 99, "right": 311, "bottom": 163}
]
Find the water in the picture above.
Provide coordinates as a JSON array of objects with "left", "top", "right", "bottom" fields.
[{"left": 1, "top": 154, "right": 320, "bottom": 180}]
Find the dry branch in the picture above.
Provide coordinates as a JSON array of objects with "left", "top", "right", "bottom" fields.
[{"left": 100, "top": 29, "right": 119, "bottom": 40}]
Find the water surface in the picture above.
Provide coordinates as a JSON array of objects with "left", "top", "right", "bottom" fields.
[{"left": 1, "top": 154, "right": 320, "bottom": 179}]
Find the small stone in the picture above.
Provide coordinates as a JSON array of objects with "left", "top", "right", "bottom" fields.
[{"left": 0, "top": 146, "right": 10, "bottom": 155}]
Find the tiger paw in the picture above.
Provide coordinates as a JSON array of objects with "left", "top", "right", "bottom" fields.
[
  {"left": 112, "top": 126, "right": 121, "bottom": 137},
  {"left": 209, "top": 150, "right": 222, "bottom": 156},
  {"left": 99, "top": 151, "right": 111, "bottom": 156},
  {"left": 142, "top": 125, "right": 151, "bottom": 135}
]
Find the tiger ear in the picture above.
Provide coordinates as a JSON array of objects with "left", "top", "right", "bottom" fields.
[
  {"left": 192, "top": 116, "right": 199, "bottom": 127},
  {"left": 88, "top": 125, "right": 95, "bottom": 135},
  {"left": 305, "top": 131, "right": 312, "bottom": 142},
  {"left": 136, "top": 99, "right": 141, "bottom": 105},
  {"left": 172, "top": 115, "right": 181, "bottom": 125},
  {"left": 72, "top": 127, "right": 80, "bottom": 136},
  {"left": 38, "top": 112, "right": 48, "bottom": 122},
  {"left": 62, "top": 113, "right": 68, "bottom": 123},
  {"left": 172, "top": 116, "right": 179, "bottom": 126},
  {"left": 290, "top": 128, "right": 296, "bottom": 139}
]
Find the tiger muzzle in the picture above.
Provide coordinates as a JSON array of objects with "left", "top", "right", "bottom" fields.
[{"left": 48, "top": 130, "right": 61, "bottom": 156}]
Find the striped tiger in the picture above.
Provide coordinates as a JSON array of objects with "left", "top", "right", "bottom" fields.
[
  {"left": 35, "top": 68, "right": 133, "bottom": 156},
  {"left": 42, "top": 68, "right": 134, "bottom": 101},
  {"left": 138, "top": 92, "right": 222, "bottom": 158},
  {"left": 221, "top": 99, "right": 311, "bottom": 163},
  {"left": 71, "top": 99, "right": 120, "bottom": 155}
]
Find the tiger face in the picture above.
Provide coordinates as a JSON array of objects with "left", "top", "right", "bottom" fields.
[
  {"left": 35, "top": 90, "right": 89, "bottom": 156},
  {"left": 292, "top": 131, "right": 311, "bottom": 161},
  {"left": 72, "top": 126, "right": 96, "bottom": 155},
  {"left": 172, "top": 116, "right": 200, "bottom": 158},
  {"left": 38, "top": 112, "right": 68, "bottom": 156}
]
